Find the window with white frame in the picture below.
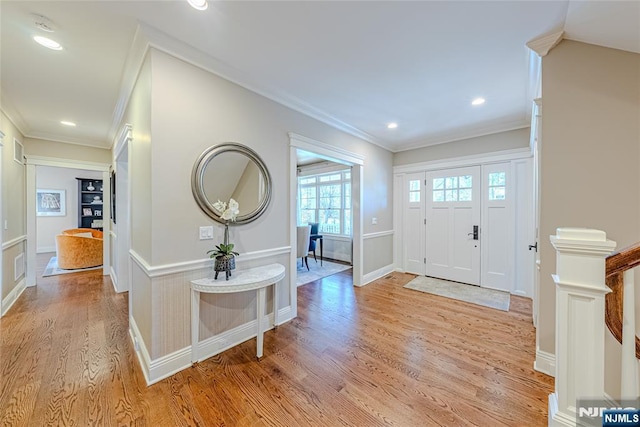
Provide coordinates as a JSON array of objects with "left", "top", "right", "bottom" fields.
[{"left": 298, "top": 170, "right": 351, "bottom": 235}]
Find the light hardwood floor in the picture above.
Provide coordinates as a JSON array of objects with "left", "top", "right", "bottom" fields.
[{"left": 0, "top": 254, "right": 553, "bottom": 426}]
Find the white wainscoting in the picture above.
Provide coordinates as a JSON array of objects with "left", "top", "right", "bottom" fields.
[
  {"left": 362, "top": 263, "right": 396, "bottom": 286},
  {"left": 1, "top": 235, "right": 26, "bottom": 251},
  {"left": 128, "top": 246, "right": 293, "bottom": 384}
]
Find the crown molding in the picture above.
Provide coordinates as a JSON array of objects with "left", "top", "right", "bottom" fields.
[
  {"left": 391, "top": 120, "right": 530, "bottom": 153},
  {"left": 129, "top": 23, "right": 387, "bottom": 150},
  {"left": 526, "top": 30, "right": 565, "bottom": 57},
  {"left": 0, "top": 91, "right": 30, "bottom": 138}
]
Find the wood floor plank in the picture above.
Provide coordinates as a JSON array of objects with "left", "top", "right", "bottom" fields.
[{"left": 0, "top": 254, "right": 553, "bottom": 426}]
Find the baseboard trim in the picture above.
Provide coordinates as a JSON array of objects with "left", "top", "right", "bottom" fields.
[
  {"left": 1, "top": 278, "right": 26, "bottom": 316},
  {"left": 110, "top": 266, "right": 119, "bottom": 293},
  {"left": 548, "top": 392, "right": 576, "bottom": 427},
  {"left": 129, "top": 316, "right": 152, "bottom": 385},
  {"left": 131, "top": 306, "right": 293, "bottom": 385},
  {"left": 195, "top": 305, "right": 293, "bottom": 363},
  {"left": 360, "top": 263, "right": 395, "bottom": 287},
  {"left": 534, "top": 348, "right": 556, "bottom": 377}
]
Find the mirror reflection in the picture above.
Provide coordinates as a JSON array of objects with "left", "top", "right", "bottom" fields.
[
  {"left": 203, "top": 152, "right": 265, "bottom": 217},
  {"left": 192, "top": 143, "right": 272, "bottom": 225}
]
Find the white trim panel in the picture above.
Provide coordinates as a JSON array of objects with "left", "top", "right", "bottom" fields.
[
  {"left": 363, "top": 230, "right": 394, "bottom": 240},
  {"left": 393, "top": 147, "right": 531, "bottom": 175},
  {"left": 129, "top": 246, "right": 291, "bottom": 278},
  {"left": 1, "top": 235, "right": 26, "bottom": 251}
]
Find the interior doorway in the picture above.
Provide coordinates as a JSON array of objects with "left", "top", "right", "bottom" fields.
[
  {"left": 25, "top": 157, "right": 110, "bottom": 288},
  {"left": 295, "top": 149, "right": 353, "bottom": 286},
  {"left": 288, "top": 133, "right": 364, "bottom": 317}
]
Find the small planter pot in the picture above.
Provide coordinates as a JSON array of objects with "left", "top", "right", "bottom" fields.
[{"left": 213, "top": 255, "right": 236, "bottom": 280}]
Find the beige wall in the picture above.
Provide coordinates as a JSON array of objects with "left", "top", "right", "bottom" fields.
[
  {"left": 24, "top": 137, "right": 111, "bottom": 164},
  {"left": 1, "top": 110, "right": 26, "bottom": 301},
  {"left": 127, "top": 53, "right": 153, "bottom": 263},
  {"left": 539, "top": 40, "right": 640, "bottom": 382},
  {"left": 393, "top": 127, "right": 530, "bottom": 166},
  {"left": 149, "top": 48, "right": 394, "bottom": 266}
]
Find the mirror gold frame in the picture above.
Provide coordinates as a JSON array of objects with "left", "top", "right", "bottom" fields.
[{"left": 191, "top": 143, "right": 272, "bottom": 225}]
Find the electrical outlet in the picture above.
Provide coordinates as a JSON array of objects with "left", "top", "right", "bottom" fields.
[{"left": 199, "top": 226, "right": 214, "bottom": 240}]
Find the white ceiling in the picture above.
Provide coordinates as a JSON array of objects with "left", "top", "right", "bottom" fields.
[{"left": 1, "top": 1, "right": 638, "bottom": 153}]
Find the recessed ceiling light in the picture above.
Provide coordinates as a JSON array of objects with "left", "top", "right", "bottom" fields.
[
  {"left": 33, "top": 35, "right": 62, "bottom": 50},
  {"left": 471, "top": 97, "right": 486, "bottom": 106},
  {"left": 60, "top": 121, "right": 76, "bottom": 127},
  {"left": 187, "top": 0, "right": 208, "bottom": 10},
  {"left": 387, "top": 122, "right": 398, "bottom": 129}
]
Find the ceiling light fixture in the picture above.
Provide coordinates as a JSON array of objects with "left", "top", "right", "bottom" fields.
[
  {"left": 387, "top": 122, "right": 398, "bottom": 129},
  {"left": 60, "top": 121, "right": 76, "bottom": 127},
  {"left": 187, "top": 0, "right": 208, "bottom": 11},
  {"left": 471, "top": 97, "right": 486, "bottom": 106},
  {"left": 33, "top": 35, "right": 62, "bottom": 50}
]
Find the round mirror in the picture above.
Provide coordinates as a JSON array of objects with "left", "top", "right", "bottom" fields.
[{"left": 192, "top": 143, "right": 272, "bottom": 225}]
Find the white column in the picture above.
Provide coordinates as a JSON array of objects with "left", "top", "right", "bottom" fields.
[{"left": 549, "top": 228, "right": 616, "bottom": 427}]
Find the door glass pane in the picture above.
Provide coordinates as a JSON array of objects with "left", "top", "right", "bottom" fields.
[
  {"left": 433, "top": 178, "right": 444, "bottom": 190},
  {"left": 432, "top": 190, "right": 444, "bottom": 202},
  {"left": 459, "top": 175, "right": 472, "bottom": 188},
  {"left": 445, "top": 177, "right": 458, "bottom": 189},
  {"left": 459, "top": 189, "right": 472, "bottom": 201},
  {"left": 445, "top": 190, "right": 457, "bottom": 201},
  {"left": 410, "top": 192, "right": 420, "bottom": 203},
  {"left": 489, "top": 187, "right": 506, "bottom": 200},
  {"left": 409, "top": 180, "right": 420, "bottom": 191},
  {"left": 489, "top": 172, "right": 506, "bottom": 186}
]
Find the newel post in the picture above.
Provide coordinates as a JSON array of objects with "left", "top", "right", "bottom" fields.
[{"left": 549, "top": 228, "right": 616, "bottom": 427}]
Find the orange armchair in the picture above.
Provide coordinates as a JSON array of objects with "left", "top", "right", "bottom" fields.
[{"left": 55, "top": 228, "right": 103, "bottom": 269}]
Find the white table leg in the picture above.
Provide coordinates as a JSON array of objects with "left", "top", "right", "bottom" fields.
[
  {"left": 191, "top": 289, "right": 199, "bottom": 363},
  {"left": 273, "top": 281, "right": 278, "bottom": 328},
  {"left": 256, "top": 287, "right": 265, "bottom": 358}
]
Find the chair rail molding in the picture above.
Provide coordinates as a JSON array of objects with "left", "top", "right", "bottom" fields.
[
  {"left": 1, "top": 235, "right": 27, "bottom": 251},
  {"left": 129, "top": 246, "right": 291, "bottom": 278}
]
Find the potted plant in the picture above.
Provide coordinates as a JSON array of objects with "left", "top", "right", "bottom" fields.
[{"left": 208, "top": 199, "right": 240, "bottom": 280}]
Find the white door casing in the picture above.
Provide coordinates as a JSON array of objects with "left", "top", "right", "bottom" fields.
[
  {"left": 426, "top": 166, "right": 481, "bottom": 285},
  {"left": 403, "top": 172, "right": 425, "bottom": 275}
]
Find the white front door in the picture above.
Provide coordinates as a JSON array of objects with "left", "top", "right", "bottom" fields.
[
  {"left": 403, "top": 172, "right": 425, "bottom": 275},
  {"left": 425, "top": 166, "right": 481, "bottom": 285}
]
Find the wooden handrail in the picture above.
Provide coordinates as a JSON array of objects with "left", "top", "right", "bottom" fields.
[{"left": 605, "top": 242, "right": 640, "bottom": 359}]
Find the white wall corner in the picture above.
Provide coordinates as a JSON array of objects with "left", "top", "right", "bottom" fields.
[
  {"left": 534, "top": 348, "right": 556, "bottom": 377},
  {"left": 361, "top": 263, "right": 396, "bottom": 287},
  {"left": 1, "top": 278, "right": 26, "bottom": 317}
]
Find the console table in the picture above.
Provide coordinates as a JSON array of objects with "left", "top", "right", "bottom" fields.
[{"left": 190, "top": 263, "right": 285, "bottom": 363}]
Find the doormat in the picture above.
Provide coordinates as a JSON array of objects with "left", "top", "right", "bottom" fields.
[
  {"left": 404, "top": 276, "right": 510, "bottom": 311},
  {"left": 42, "top": 257, "right": 103, "bottom": 277},
  {"left": 296, "top": 259, "right": 351, "bottom": 286}
]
